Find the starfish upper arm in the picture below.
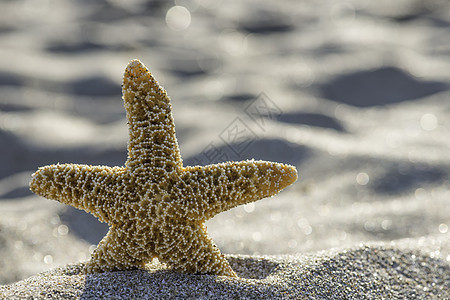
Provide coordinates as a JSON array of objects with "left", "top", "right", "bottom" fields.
[
  {"left": 179, "top": 160, "right": 297, "bottom": 220},
  {"left": 122, "top": 60, "right": 182, "bottom": 178},
  {"left": 30, "top": 164, "right": 125, "bottom": 224}
]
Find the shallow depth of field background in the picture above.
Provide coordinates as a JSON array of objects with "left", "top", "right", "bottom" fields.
[{"left": 0, "top": 0, "right": 449, "bottom": 284}]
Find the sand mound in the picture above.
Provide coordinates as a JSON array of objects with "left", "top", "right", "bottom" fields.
[{"left": 2, "top": 240, "right": 448, "bottom": 299}]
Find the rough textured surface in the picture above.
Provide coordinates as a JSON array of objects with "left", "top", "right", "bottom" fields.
[
  {"left": 29, "top": 60, "right": 297, "bottom": 277},
  {"left": 1, "top": 239, "right": 449, "bottom": 299}
]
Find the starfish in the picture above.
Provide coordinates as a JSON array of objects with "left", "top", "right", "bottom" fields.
[{"left": 30, "top": 59, "right": 298, "bottom": 277}]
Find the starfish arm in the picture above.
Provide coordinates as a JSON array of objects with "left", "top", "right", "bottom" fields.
[
  {"left": 30, "top": 164, "right": 125, "bottom": 224},
  {"left": 84, "top": 225, "right": 147, "bottom": 274},
  {"left": 122, "top": 59, "right": 182, "bottom": 178},
  {"left": 178, "top": 160, "right": 297, "bottom": 220},
  {"left": 156, "top": 222, "right": 236, "bottom": 277}
]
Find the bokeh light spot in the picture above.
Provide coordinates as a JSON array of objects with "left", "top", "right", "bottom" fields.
[
  {"left": 420, "top": 113, "right": 438, "bottom": 131},
  {"left": 166, "top": 6, "right": 191, "bottom": 31},
  {"left": 243, "top": 202, "right": 255, "bottom": 213},
  {"left": 57, "top": 224, "right": 69, "bottom": 236},
  {"left": 438, "top": 223, "right": 448, "bottom": 234},
  {"left": 252, "top": 231, "right": 262, "bottom": 242},
  {"left": 288, "top": 239, "right": 297, "bottom": 249},
  {"left": 356, "top": 172, "right": 370, "bottom": 185},
  {"left": 44, "top": 255, "right": 53, "bottom": 264}
]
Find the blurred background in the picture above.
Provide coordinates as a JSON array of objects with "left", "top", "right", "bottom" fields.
[{"left": 0, "top": 0, "right": 449, "bottom": 284}]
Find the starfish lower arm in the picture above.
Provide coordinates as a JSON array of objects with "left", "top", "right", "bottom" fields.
[
  {"left": 84, "top": 225, "right": 148, "bottom": 273},
  {"left": 155, "top": 222, "right": 236, "bottom": 277}
]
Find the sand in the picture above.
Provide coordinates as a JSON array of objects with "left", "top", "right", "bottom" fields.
[
  {"left": 2, "top": 239, "right": 449, "bottom": 299},
  {"left": 0, "top": 0, "right": 449, "bottom": 298}
]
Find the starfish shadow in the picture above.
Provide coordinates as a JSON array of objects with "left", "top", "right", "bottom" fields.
[
  {"left": 80, "top": 268, "right": 281, "bottom": 298},
  {"left": 76, "top": 256, "right": 281, "bottom": 298},
  {"left": 227, "top": 256, "right": 279, "bottom": 279}
]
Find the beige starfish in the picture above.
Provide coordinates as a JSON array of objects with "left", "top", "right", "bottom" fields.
[{"left": 30, "top": 59, "right": 298, "bottom": 277}]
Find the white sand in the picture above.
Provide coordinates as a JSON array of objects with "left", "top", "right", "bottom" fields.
[{"left": 0, "top": 0, "right": 449, "bottom": 298}]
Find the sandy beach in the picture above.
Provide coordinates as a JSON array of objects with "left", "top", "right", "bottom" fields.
[{"left": 0, "top": 0, "right": 449, "bottom": 298}]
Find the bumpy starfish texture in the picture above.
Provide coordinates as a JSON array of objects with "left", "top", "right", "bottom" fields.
[{"left": 30, "top": 59, "right": 298, "bottom": 277}]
